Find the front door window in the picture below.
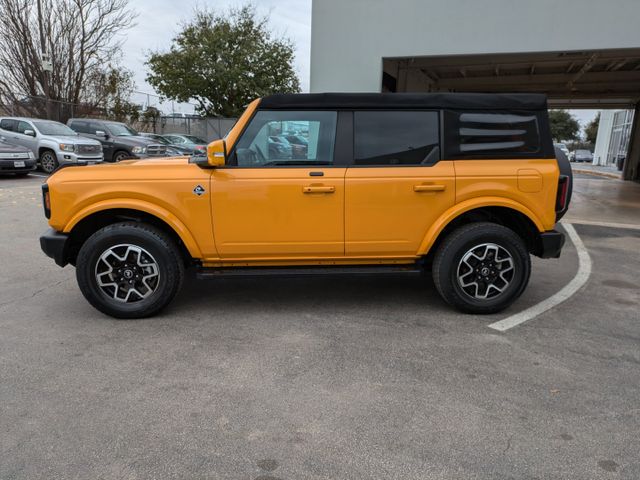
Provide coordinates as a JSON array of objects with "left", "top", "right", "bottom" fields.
[{"left": 232, "top": 111, "right": 337, "bottom": 167}]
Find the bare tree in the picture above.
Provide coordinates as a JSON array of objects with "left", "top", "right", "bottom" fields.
[{"left": 0, "top": 0, "right": 136, "bottom": 121}]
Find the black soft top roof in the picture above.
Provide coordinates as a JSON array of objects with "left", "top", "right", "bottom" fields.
[{"left": 260, "top": 92, "right": 548, "bottom": 111}]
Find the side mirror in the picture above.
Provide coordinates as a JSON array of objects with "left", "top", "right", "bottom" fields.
[
  {"left": 24, "top": 129, "right": 35, "bottom": 137},
  {"left": 95, "top": 130, "right": 108, "bottom": 139},
  {"left": 207, "top": 139, "right": 226, "bottom": 167}
]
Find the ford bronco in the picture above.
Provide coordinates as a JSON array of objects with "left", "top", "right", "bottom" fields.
[{"left": 40, "top": 93, "right": 571, "bottom": 319}]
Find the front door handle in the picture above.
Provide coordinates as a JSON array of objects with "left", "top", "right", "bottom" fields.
[
  {"left": 303, "top": 185, "right": 335, "bottom": 194},
  {"left": 414, "top": 184, "right": 446, "bottom": 193}
]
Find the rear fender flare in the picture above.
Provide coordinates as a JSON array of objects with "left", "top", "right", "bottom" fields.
[{"left": 417, "top": 197, "right": 545, "bottom": 256}]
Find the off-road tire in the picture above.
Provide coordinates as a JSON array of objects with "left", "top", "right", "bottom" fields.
[
  {"left": 76, "top": 222, "right": 184, "bottom": 319},
  {"left": 432, "top": 222, "right": 531, "bottom": 314}
]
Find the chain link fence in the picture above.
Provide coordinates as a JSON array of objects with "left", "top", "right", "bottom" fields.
[
  {"left": 0, "top": 92, "right": 236, "bottom": 142},
  {"left": 155, "top": 117, "right": 238, "bottom": 140}
]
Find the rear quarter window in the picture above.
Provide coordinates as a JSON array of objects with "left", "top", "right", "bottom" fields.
[{"left": 443, "top": 110, "right": 553, "bottom": 159}]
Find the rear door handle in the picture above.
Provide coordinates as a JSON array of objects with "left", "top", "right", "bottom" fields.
[
  {"left": 303, "top": 185, "right": 335, "bottom": 194},
  {"left": 414, "top": 184, "right": 446, "bottom": 193}
]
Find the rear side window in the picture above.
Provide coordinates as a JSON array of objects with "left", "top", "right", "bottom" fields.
[
  {"left": 69, "top": 121, "right": 88, "bottom": 133},
  {"left": 443, "top": 110, "right": 551, "bottom": 159},
  {"left": 0, "top": 119, "right": 16, "bottom": 132},
  {"left": 354, "top": 111, "right": 440, "bottom": 166}
]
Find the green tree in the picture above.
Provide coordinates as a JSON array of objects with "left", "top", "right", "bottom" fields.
[
  {"left": 146, "top": 5, "right": 300, "bottom": 117},
  {"left": 548, "top": 110, "right": 580, "bottom": 142},
  {"left": 584, "top": 112, "right": 600, "bottom": 144}
]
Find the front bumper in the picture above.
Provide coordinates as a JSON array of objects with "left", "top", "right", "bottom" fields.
[
  {"left": 40, "top": 228, "right": 70, "bottom": 267},
  {"left": 55, "top": 151, "right": 104, "bottom": 165},
  {"left": 537, "top": 230, "right": 566, "bottom": 259},
  {"left": 0, "top": 159, "right": 37, "bottom": 173}
]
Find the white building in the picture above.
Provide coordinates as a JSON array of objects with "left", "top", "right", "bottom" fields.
[
  {"left": 310, "top": 0, "right": 640, "bottom": 180},
  {"left": 593, "top": 110, "right": 634, "bottom": 168}
]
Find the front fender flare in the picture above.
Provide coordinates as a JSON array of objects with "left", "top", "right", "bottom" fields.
[
  {"left": 417, "top": 197, "right": 545, "bottom": 256},
  {"left": 63, "top": 198, "right": 203, "bottom": 258}
]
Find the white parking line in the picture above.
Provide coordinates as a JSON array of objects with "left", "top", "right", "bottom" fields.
[
  {"left": 563, "top": 219, "right": 640, "bottom": 231},
  {"left": 487, "top": 223, "right": 592, "bottom": 332}
]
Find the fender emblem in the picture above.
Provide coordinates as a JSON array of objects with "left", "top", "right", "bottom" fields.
[{"left": 193, "top": 185, "right": 206, "bottom": 196}]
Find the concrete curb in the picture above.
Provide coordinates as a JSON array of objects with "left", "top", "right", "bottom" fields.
[{"left": 571, "top": 168, "right": 621, "bottom": 180}]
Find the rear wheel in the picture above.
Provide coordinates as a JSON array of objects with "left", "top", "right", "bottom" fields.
[
  {"left": 76, "top": 222, "right": 184, "bottom": 319},
  {"left": 432, "top": 222, "right": 530, "bottom": 314},
  {"left": 40, "top": 150, "right": 58, "bottom": 174}
]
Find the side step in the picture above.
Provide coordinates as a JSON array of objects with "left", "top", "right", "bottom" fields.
[{"left": 196, "top": 265, "right": 422, "bottom": 279}]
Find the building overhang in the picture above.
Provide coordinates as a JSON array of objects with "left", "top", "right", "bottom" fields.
[{"left": 383, "top": 48, "right": 640, "bottom": 109}]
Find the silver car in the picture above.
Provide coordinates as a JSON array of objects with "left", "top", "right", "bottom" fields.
[{"left": 0, "top": 117, "right": 104, "bottom": 174}]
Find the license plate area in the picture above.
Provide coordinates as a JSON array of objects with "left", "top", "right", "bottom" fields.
[{"left": 13, "top": 160, "right": 26, "bottom": 168}]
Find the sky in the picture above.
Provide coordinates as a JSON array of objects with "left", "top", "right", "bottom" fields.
[
  {"left": 120, "top": 0, "right": 312, "bottom": 114},
  {"left": 119, "top": 0, "right": 598, "bottom": 130}
]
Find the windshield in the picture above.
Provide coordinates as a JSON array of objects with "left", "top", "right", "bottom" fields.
[
  {"left": 106, "top": 123, "right": 138, "bottom": 136},
  {"left": 32, "top": 121, "right": 77, "bottom": 136},
  {"left": 183, "top": 135, "right": 207, "bottom": 144},
  {"left": 576, "top": 150, "right": 591, "bottom": 155}
]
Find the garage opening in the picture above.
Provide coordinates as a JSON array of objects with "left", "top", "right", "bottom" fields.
[{"left": 382, "top": 48, "right": 640, "bottom": 181}]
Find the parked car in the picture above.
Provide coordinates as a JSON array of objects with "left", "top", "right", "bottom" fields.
[
  {"left": 0, "top": 117, "right": 103, "bottom": 174},
  {"left": 554, "top": 143, "right": 570, "bottom": 158},
  {"left": 0, "top": 139, "right": 36, "bottom": 176},
  {"left": 573, "top": 149, "right": 593, "bottom": 163},
  {"left": 162, "top": 134, "right": 208, "bottom": 155},
  {"left": 67, "top": 119, "right": 169, "bottom": 162},
  {"left": 40, "top": 92, "right": 571, "bottom": 319},
  {"left": 139, "top": 133, "right": 191, "bottom": 155}
]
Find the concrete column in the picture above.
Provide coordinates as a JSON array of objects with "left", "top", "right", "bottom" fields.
[
  {"left": 623, "top": 103, "right": 640, "bottom": 181},
  {"left": 593, "top": 110, "right": 613, "bottom": 166}
]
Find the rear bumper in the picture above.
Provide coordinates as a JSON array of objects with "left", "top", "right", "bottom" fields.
[
  {"left": 537, "top": 230, "right": 566, "bottom": 259},
  {"left": 40, "top": 228, "right": 70, "bottom": 267}
]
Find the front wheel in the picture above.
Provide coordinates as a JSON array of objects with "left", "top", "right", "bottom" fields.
[
  {"left": 40, "top": 150, "right": 58, "bottom": 174},
  {"left": 76, "top": 222, "right": 184, "bottom": 319},
  {"left": 432, "top": 222, "right": 531, "bottom": 314},
  {"left": 113, "top": 150, "right": 131, "bottom": 162}
]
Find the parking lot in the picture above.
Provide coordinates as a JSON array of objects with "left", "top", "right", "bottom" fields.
[{"left": 1, "top": 172, "right": 639, "bottom": 479}]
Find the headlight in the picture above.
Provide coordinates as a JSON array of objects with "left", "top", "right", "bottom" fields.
[
  {"left": 29, "top": 151, "right": 35, "bottom": 159},
  {"left": 131, "top": 146, "right": 146, "bottom": 154},
  {"left": 59, "top": 143, "right": 75, "bottom": 152}
]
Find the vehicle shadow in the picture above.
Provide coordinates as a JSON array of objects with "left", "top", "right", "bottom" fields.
[{"left": 172, "top": 270, "right": 452, "bottom": 320}]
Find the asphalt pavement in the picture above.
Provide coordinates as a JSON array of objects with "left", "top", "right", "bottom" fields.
[{"left": 1, "top": 173, "right": 639, "bottom": 479}]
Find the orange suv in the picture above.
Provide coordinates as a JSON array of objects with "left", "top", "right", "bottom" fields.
[{"left": 40, "top": 93, "right": 571, "bottom": 318}]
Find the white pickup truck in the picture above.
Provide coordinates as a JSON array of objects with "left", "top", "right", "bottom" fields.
[{"left": 0, "top": 117, "right": 104, "bottom": 173}]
